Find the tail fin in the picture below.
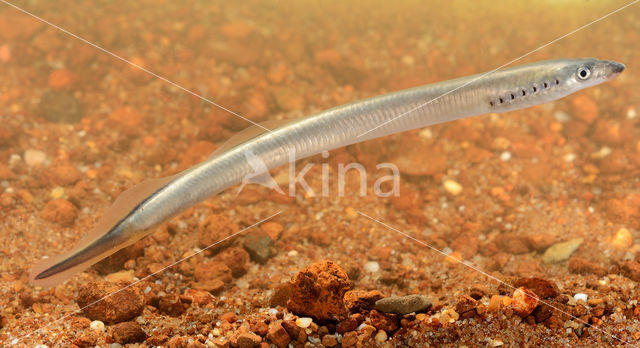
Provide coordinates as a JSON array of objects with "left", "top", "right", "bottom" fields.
[{"left": 30, "top": 175, "right": 176, "bottom": 287}]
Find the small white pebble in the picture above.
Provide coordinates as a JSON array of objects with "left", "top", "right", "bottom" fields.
[
  {"left": 574, "top": 293, "right": 588, "bottom": 302},
  {"left": 24, "top": 149, "right": 47, "bottom": 167},
  {"left": 564, "top": 153, "right": 576, "bottom": 163},
  {"left": 109, "top": 344, "right": 123, "bottom": 348},
  {"left": 364, "top": 261, "right": 380, "bottom": 273},
  {"left": 34, "top": 345, "right": 49, "bottom": 348},
  {"left": 90, "top": 320, "right": 105, "bottom": 332},
  {"left": 288, "top": 250, "right": 298, "bottom": 257},
  {"left": 375, "top": 330, "right": 388, "bottom": 342},
  {"left": 50, "top": 186, "right": 65, "bottom": 199},
  {"left": 236, "top": 278, "right": 249, "bottom": 289},
  {"left": 500, "top": 151, "right": 511, "bottom": 162},
  {"left": 443, "top": 179, "right": 463, "bottom": 195},
  {"left": 418, "top": 128, "right": 432, "bottom": 139},
  {"left": 554, "top": 111, "right": 571, "bottom": 123},
  {"left": 627, "top": 107, "right": 636, "bottom": 119},
  {"left": 296, "top": 317, "right": 313, "bottom": 328},
  {"left": 268, "top": 308, "right": 278, "bottom": 316},
  {"left": 357, "top": 323, "right": 368, "bottom": 331}
]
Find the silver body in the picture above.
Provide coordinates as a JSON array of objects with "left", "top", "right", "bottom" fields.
[
  {"left": 134, "top": 58, "right": 618, "bottom": 230},
  {"left": 31, "top": 58, "right": 624, "bottom": 285}
]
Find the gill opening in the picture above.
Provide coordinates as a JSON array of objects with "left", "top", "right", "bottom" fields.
[{"left": 489, "top": 77, "right": 561, "bottom": 108}]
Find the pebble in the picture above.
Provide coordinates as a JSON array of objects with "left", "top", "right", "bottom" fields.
[
  {"left": 261, "top": 221, "right": 284, "bottom": 240},
  {"left": 344, "top": 290, "right": 384, "bottom": 312},
  {"left": 542, "top": 238, "right": 583, "bottom": 264},
  {"left": 76, "top": 281, "right": 145, "bottom": 324},
  {"left": 287, "top": 260, "right": 350, "bottom": 321},
  {"left": 499, "top": 151, "right": 511, "bottom": 162},
  {"left": 198, "top": 214, "right": 238, "bottom": 252},
  {"left": 375, "top": 330, "right": 388, "bottom": 342},
  {"left": 243, "top": 232, "right": 275, "bottom": 264},
  {"left": 111, "top": 321, "right": 147, "bottom": 344},
  {"left": 375, "top": 294, "right": 432, "bottom": 314},
  {"left": 612, "top": 228, "right": 633, "bottom": 249},
  {"left": 109, "top": 106, "right": 143, "bottom": 138},
  {"left": 511, "top": 287, "right": 538, "bottom": 317},
  {"left": 364, "top": 261, "right": 380, "bottom": 273},
  {"left": 24, "top": 149, "right": 47, "bottom": 167},
  {"left": 443, "top": 179, "right": 463, "bottom": 195},
  {"left": 37, "top": 90, "right": 83, "bottom": 123},
  {"left": 40, "top": 198, "right": 77, "bottom": 226},
  {"left": 295, "top": 317, "right": 313, "bottom": 328},
  {"left": 90, "top": 320, "right": 105, "bottom": 332},
  {"left": 574, "top": 293, "right": 588, "bottom": 302},
  {"left": 214, "top": 247, "right": 250, "bottom": 277},
  {"left": 267, "top": 322, "right": 291, "bottom": 348}
]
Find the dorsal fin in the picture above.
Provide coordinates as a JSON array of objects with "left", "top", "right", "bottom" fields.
[
  {"left": 30, "top": 174, "right": 178, "bottom": 287},
  {"left": 210, "top": 118, "right": 293, "bottom": 158}
]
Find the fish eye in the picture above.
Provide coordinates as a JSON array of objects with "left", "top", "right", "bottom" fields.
[{"left": 577, "top": 66, "right": 591, "bottom": 80}]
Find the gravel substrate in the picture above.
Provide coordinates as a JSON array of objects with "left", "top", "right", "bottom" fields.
[{"left": 1, "top": 1, "right": 640, "bottom": 347}]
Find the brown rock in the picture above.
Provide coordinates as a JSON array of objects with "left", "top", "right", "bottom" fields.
[
  {"left": 47, "top": 163, "right": 82, "bottom": 186},
  {"left": 237, "top": 332, "right": 261, "bottom": 348},
  {"left": 76, "top": 281, "right": 145, "bottom": 324},
  {"left": 287, "top": 260, "right": 350, "bottom": 321},
  {"left": 495, "top": 233, "right": 530, "bottom": 254},
  {"left": 322, "top": 335, "right": 338, "bottom": 347},
  {"left": 220, "top": 312, "right": 237, "bottom": 323},
  {"left": 191, "top": 279, "right": 225, "bottom": 294},
  {"left": 621, "top": 261, "right": 640, "bottom": 282},
  {"left": 41, "top": 198, "right": 77, "bottom": 226},
  {"left": 214, "top": 247, "right": 250, "bottom": 277},
  {"left": 455, "top": 295, "right": 477, "bottom": 315},
  {"left": 568, "top": 257, "right": 607, "bottom": 277},
  {"left": 261, "top": 221, "right": 284, "bottom": 241},
  {"left": 513, "top": 277, "right": 558, "bottom": 299},
  {"left": 526, "top": 234, "right": 556, "bottom": 251},
  {"left": 269, "top": 282, "right": 292, "bottom": 307},
  {"left": 531, "top": 303, "right": 553, "bottom": 323},
  {"left": 158, "top": 293, "right": 186, "bottom": 317},
  {"left": 180, "top": 289, "right": 214, "bottom": 306},
  {"left": 281, "top": 320, "right": 300, "bottom": 340},
  {"left": 512, "top": 287, "right": 539, "bottom": 317},
  {"left": 48, "top": 69, "right": 76, "bottom": 90},
  {"left": 109, "top": 106, "right": 143, "bottom": 138},
  {"left": 336, "top": 314, "right": 363, "bottom": 334},
  {"left": 369, "top": 309, "right": 399, "bottom": 332},
  {"left": 111, "top": 321, "right": 147, "bottom": 344},
  {"left": 194, "top": 261, "right": 232, "bottom": 284},
  {"left": 198, "top": 214, "right": 239, "bottom": 252},
  {"left": 343, "top": 290, "right": 384, "bottom": 313},
  {"left": 243, "top": 232, "right": 275, "bottom": 264},
  {"left": 267, "top": 322, "right": 291, "bottom": 348},
  {"left": 341, "top": 331, "right": 358, "bottom": 347}
]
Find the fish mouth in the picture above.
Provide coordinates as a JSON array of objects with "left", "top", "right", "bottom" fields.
[{"left": 606, "top": 60, "right": 625, "bottom": 77}]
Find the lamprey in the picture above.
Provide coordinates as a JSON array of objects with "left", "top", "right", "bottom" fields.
[{"left": 30, "top": 58, "right": 624, "bottom": 286}]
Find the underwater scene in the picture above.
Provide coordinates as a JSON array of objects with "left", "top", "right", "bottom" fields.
[{"left": 1, "top": 0, "right": 640, "bottom": 346}]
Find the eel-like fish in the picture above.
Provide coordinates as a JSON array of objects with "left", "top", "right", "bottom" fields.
[{"left": 30, "top": 58, "right": 625, "bottom": 287}]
